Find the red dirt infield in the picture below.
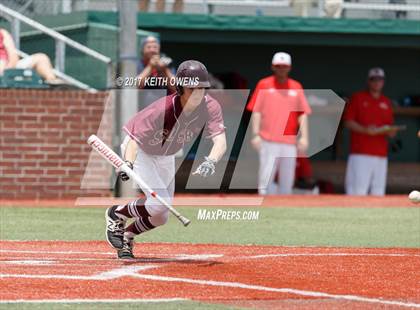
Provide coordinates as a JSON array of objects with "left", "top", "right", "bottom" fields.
[{"left": 1, "top": 241, "right": 419, "bottom": 309}]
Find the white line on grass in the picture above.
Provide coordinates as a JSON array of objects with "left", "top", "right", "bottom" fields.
[
  {"left": 0, "top": 298, "right": 188, "bottom": 304},
  {"left": 131, "top": 274, "right": 420, "bottom": 309}
]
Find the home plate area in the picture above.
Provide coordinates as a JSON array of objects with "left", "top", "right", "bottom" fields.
[{"left": 1, "top": 241, "right": 419, "bottom": 309}]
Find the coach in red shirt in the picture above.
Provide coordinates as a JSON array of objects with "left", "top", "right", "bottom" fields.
[
  {"left": 247, "top": 52, "right": 311, "bottom": 195},
  {"left": 344, "top": 68, "right": 396, "bottom": 196}
]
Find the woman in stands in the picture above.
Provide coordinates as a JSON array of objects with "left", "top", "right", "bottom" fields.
[{"left": 0, "top": 28, "right": 63, "bottom": 84}]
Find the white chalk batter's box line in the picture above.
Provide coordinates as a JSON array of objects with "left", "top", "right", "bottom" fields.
[
  {"left": 0, "top": 262, "right": 419, "bottom": 308},
  {"left": 1, "top": 252, "right": 419, "bottom": 270},
  {"left": 1, "top": 298, "right": 189, "bottom": 304}
]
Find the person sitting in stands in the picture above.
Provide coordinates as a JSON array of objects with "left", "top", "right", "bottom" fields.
[{"left": 0, "top": 28, "right": 63, "bottom": 84}]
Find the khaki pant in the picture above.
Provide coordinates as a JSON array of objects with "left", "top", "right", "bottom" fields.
[
  {"left": 139, "top": 0, "right": 184, "bottom": 13},
  {"left": 324, "top": 0, "right": 343, "bottom": 18},
  {"left": 291, "top": 0, "right": 316, "bottom": 17},
  {"left": 291, "top": 0, "right": 342, "bottom": 18}
]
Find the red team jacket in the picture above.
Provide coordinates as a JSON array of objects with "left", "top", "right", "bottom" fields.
[{"left": 344, "top": 90, "right": 394, "bottom": 157}]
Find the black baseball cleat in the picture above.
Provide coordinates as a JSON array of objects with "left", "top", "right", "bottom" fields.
[
  {"left": 117, "top": 237, "right": 134, "bottom": 259},
  {"left": 105, "top": 205, "right": 126, "bottom": 249}
]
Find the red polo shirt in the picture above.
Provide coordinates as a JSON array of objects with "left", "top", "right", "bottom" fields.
[
  {"left": 344, "top": 90, "right": 394, "bottom": 157},
  {"left": 247, "top": 76, "right": 311, "bottom": 145}
]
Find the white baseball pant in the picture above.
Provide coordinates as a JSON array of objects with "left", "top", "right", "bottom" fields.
[
  {"left": 345, "top": 154, "right": 388, "bottom": 196},
  {"left": 258, "top": 139, "right": 297, "bottom": 195},
  {"left": 121, "top": 136, "right": 175, "bottom": 226}
]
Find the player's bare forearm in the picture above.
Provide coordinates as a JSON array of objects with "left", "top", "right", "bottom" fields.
[
  {"left": 250, "top": 112, "right": 262, "bottom": 150},
  {"left": 124, "top": 138, "right": 139, "bottom": 163},
  {"left": 297, "top": 114, "right": 309, "bottom": 152},
  {"left": 208, "top": 133, "right": 227, "bottom": 162},
  {"left": 137, "top": 65, "right": 153, "bottom": 88},
  {"left": 298, "top": 114, "right": 309, "bottom": 141},
  {"left": 345, "top": 120, "right": 367, "bottom": 134},
  {"left": 251, "top": 112, "right": 261, "bottom": 136},
  {"left": 345, "top": 120, "right": 383, "bottom": 136}
]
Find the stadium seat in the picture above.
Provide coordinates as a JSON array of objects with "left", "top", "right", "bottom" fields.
[{"left": 0, "top": 69, "right": 48, "bottom": 89}]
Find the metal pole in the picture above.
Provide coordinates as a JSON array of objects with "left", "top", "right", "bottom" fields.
[
  {"left": 62, "top": 0, "right": 72, "bottom": 13},
  {"left": 55, "top": 40, "right": 66, "bottom": 72},
  {"left": 318, "top": 0, "right": 325, "bottom": 17},
  {"left": 116, "top": 0, "right": 138, "bottom": 197},
  {"left": 11, "top": 18, "right": 20, "bottom": 50},
  {"left": 106, "top": 62, "right": 114, "bottom": 89},
  {"left": 83, "top": 0, "right": 89, "bottom": 10},
  {"left": 202, "top": 0, "right": 209, "bottom": 14}
]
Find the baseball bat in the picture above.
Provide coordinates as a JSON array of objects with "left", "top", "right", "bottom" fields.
[{"left": 87, "top": 134, "right": 191, "bottom": 227}]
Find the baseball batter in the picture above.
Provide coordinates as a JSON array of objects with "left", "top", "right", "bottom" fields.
[{"left": 106, "top": 60, "right": 227, "bottom": 259}]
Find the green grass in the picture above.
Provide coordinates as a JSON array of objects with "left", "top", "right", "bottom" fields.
[
  {"left": 0, "top": 301, "right": 235, "bottom": 310},
  {"left": 1, "top": 206, "right": 419, "bottom": 247}
]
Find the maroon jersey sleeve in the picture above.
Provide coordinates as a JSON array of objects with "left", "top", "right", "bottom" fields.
[{"left": 204, "top": 99, "right": 225, "bottom": 139}]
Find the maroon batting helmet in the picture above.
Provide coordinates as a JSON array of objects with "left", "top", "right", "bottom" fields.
[{"left": 175, "top": 60, "right": 211, "bottom": 93}]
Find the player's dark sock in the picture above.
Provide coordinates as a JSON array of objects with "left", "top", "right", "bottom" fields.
[
  {"left": 125, "top": 213, "right": 156, "bottom": 236},
  {"left": 115, "top": 198, "right": 147, "bottom": 219}
]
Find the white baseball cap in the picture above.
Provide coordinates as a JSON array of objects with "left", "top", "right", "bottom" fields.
[
  {"left": 368, "top": 67, "right": 385, "bottom": 79},
  {"left": 272, "top": 52, "right": 292, "bottom": 66}
]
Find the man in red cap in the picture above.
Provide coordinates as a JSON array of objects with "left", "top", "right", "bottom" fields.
[
  {"left": 344, "top": 67, "right": 396, "bottom": 196},
  {"left": 247, "top": 52, "right": 311, "bottom": 195},
  {"left": 105, "top": 60, "right": 227, "bottom": 259}
]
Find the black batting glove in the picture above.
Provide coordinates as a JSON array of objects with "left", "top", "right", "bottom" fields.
[
  {"left": 193, "top": 157, "right": 216, "bottom": 178},
  {"left": 119, "top": 161, "right": 133, "bottom": 182}
]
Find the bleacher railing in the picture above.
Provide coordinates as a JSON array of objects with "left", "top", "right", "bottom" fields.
[
  {"left": 196, "top": 0, "right": 420, "bottom": 14},
  {"left": 342, "top": 1, "right": 420, "bottom": 12},
  {"left": 0, "top": 2, "right": 113, "bottom": 91},
  {"left": 198, "top": 0, "right": 420, "bottom": 16},
  {"left": 5, "top": 0, "right": 420, "bottom": 18}
]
